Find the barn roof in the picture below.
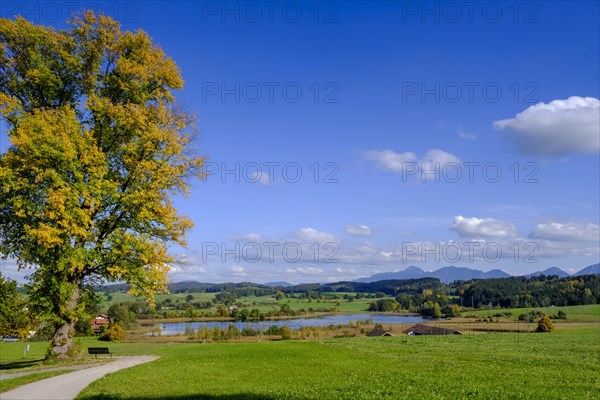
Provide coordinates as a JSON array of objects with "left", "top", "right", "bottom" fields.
[
  {"left": 366, "top": 328, "right": 392, "bottom": 337},
  {"left": 403, "top": 323, "right": 461, "bottom": 335}
]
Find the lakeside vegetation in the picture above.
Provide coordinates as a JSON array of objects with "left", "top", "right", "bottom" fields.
[{"left": 3, "top": 273, "right": 598, "bottom": 342}]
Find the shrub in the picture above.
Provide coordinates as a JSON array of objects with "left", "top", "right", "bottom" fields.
[
  {"left": 241, "top": 326, "right": 259, "bottom": 337},
  {"left": 535, "top": 316, "right": 555, "bottom": 333},
  {"left": 281, "top": 326, "right": 292, "bottom": 340},
  {"left": 75, "top": 320, "right": 93, "bottom": 336},
  {"left": 100, "top": 323, "right": 125, "bottom": 341}
]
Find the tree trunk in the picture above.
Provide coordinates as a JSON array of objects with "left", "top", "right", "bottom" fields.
[{"left": 49, "top": 285, "right": 81, "bottom": 360}]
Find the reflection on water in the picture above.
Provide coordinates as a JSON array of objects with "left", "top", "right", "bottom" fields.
[{"left": 144, "top": 313, "right": 430, "bottom": 335}]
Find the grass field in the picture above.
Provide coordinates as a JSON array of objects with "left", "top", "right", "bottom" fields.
[
  {"left": 74, "top": 329, "right": 600, "bottom": 400},
  {"left": 461, "top": 304, "right": 600, "bottom": 322},
  {"left": 99, "top": 291, "right": 378, "bottom": 314},
  {"left": 98, "top": 292, "right": 216, "bottom": 306}
]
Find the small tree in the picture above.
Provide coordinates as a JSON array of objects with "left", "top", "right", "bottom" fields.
[
  {"left": 281, "top": 325, "right": 292, "bottom": 340},
  {"left": 0, "top": 273, "right": 30, "bottom": 337},
  {"left": 536, "top": 316, "right": 555, "bottom": 333}
]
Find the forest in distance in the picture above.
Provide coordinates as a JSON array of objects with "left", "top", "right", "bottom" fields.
[{"left": 97, "top": 274, "right": 600, "bottom": 320}]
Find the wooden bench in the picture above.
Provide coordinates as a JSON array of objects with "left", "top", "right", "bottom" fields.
[{"left": 87, "top": 347, "right": 112, "bottom": 358}]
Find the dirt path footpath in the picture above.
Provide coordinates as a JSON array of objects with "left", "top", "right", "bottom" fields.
[
  {"left": 0, "top": 363, "right": 106, "bottom": 381},
  {"left": 1, "top": 356, "right": 159, "bottom": 400}
]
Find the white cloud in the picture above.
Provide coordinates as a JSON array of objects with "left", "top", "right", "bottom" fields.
[
  {"left": 286, "top": 267, "right": 324, "bottom": 275},
  {"left": 228, "top": 265, "right": 247, "bottom": 276},
  {"left": 420, "top": 149, "right": 462, "bottom": 171},
  {"left": 451, "top": 215, "right": 518, "bottom": 238},
  {"left": 363, "top": 149, "right": 417, "bottom": 172},
  {"left": 345, "top": 225, "right": 372, "bottom": 236},
  {"left": 248, "top": 171, "right": 273, "bottom": 185},
  {"left": 295, "top": 227, "right": 337, "bottom": 243},
  {"left": 168, "top": 264, "right": 183, "bottom": 273},
  {"left": 458, "top": 128, "right": 477, "bottom": 140},
  {"left": 493, "top": 96, "right": 600, "bottom": 156},
  {"left": 363, "top": 148, "right": 461, "bottom": 180},
  {"left": 531, "top": 221, "right": 600, "bottom": 241},
  {"left": 0, "top": 259, "right": 28, "bottom": 282}
]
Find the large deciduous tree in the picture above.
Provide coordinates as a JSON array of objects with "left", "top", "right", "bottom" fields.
[{"left": 0, "top": 12, "right": 203, "bottom": 358}]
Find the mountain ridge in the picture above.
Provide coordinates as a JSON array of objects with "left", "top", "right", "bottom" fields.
[{"left": 353, "top": 263, "right": 598, "bottom": 284}]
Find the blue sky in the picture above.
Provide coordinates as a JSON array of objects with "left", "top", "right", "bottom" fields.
[{"left": 1, "top": 1, "right": 599, "bottom": 283}]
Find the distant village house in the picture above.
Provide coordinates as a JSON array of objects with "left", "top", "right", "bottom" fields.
[{"left": 91, "top": 314, "right": 111, "bottom": 333}]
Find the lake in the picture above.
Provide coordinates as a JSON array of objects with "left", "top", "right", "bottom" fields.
[{"left": 144, "top": 314, "right": 430, "bottom": 335}]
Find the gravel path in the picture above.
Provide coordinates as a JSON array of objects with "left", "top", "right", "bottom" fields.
[
  {"left": 1, "top": 356, "right": 159, "bottom": 400},
  {"left": 0, "top": 363, "right": 104, "bottom": 381}
]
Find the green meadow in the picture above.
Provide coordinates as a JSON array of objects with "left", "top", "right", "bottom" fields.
[
  {"left": 99, "top": 292, "right": 378, "bottom": 314},
  {"left": 70, "top": 329, "right": 599, "bottom": 400},
  {"left": 461, "top": 304, "right": 600, "bottom": 322},
  {"left": 2, "top": 328, "right": 599, "bottom": 399}
]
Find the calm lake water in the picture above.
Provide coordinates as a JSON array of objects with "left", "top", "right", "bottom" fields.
[{"left": 144, "top": 314, "right": 430, "bottom": 335}]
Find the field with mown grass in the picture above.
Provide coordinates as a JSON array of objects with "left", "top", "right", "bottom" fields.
[
  {"left": 461, "top": 304, "right": 600, "bottom": 322},
  {"left": 73, "top": 329, "right": 599, "bottom": 400}
]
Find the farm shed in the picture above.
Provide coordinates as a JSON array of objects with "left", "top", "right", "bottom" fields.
[
  {"left": 366, "top": 328, "right": 393, "bottom": 337},
  {"left": 403, "top": 323, "right": 461, "bottom": 336}
]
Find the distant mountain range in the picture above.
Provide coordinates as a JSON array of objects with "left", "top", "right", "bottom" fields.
[
  {"left": 575, "top": 263, "right": 600, "bottom": 276},
  {"left": 354, "top": 264, "right": 599, "bottom": 284},
  {"left": 98, "top": 264, "right": 599, "bottom": 292},
  {"left": 525, "top": 267, "right": 570, "bottom": 278}
]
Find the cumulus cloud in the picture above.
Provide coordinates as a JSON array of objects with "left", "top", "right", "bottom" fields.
[
  {"left": 363, "top": 149, "right": 417, "bottom": 172},
  {"left": 345, "top": 225, "right": 372, "bottom": 236},
  {"left": 531, "top": 221, "right": 600, "bottom": 241},
  {"left": 286, "top": 267, "right": 324, "bottom": 275},
  {"left": 295, "top": 227, "right": 337, "bottom": 243},
  {"left": 363, "top": 148, "right": 461, "bottom": 179},
  {"left": 228, "top": 265, "right": 247, "bottom": 276},
  {"left": 458, "top": 128, "right": 477, "bottom": 140},
  {"left": 168, "top": 264, "right": 183, "bottom": 273},
  {"left": 248, "top": 171, "right": 273, "bottom": 185},
  {"left": 420, "top": 149, "right": 462, "bottom": 172},
  {"left": 0, "top": 259, "right": 27, "bottom": 282},
  {"left": 451, "top": 215, "right": 518, "bottom": 238},
  {"left": 493, "top": 96, "right": 600, "bottom": 156}
]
